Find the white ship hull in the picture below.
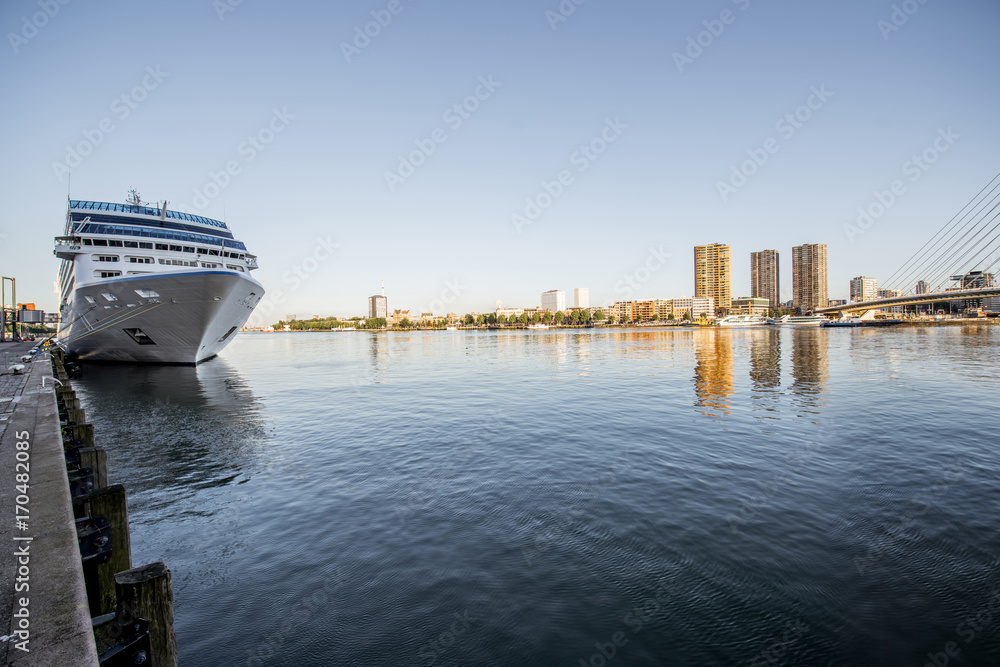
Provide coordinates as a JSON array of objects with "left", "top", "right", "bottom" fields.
[{"left": 58, "top": 270, "right": 263, "bottom": 364}]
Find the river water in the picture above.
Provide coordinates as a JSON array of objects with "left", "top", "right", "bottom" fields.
[{"left": 73, "top": 325, "right": 1000, "bottom": 666}]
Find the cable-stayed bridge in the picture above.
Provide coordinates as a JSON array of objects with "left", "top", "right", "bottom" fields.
[{"left": 818, "top": 172, "right": 1000, "bottom": 317}]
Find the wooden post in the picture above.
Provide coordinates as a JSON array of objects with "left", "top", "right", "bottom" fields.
[
  {"left": 90, "top": 484, "right": 132, "bottom": 616},
  {"left": 115, "top": 562, "right": 177, "bottom": 667},
  {"left": 66, "top": 407, "right": 87, "bottom": 424},
  {"left": 78, "top": 447, "right": 108, "bottom": 489},
  {"left": 63, "top": 423, "right": 95, "bottom": 448}
]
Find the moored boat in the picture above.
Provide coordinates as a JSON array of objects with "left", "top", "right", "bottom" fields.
[{"left": 54, "top": 194, "right": 264, "bottom": 364}]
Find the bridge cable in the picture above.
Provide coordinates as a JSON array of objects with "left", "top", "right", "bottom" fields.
[{"left": 881, "top": 173, "right": 1000, "bottom": 293}]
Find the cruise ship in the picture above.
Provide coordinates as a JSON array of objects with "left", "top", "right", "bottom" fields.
[{"left": 54, "top": 197, "right": 264, "bottom": 364}]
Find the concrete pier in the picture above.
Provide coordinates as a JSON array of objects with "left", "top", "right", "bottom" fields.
[{"left": 0, "top": 342, "right": 99, "bottom": 666}]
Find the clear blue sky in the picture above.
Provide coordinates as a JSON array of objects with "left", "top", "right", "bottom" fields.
[{"left": 2, "top": 0, "right": 998, "bottom": 318}]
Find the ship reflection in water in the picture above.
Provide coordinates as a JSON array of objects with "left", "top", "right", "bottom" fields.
[{"left": 73, "top": 358, "right": 266, "bottom": 506}]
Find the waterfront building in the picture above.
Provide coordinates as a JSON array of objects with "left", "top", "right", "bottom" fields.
[
  {"left": 915, "top": 280, "right": 930, "bottom": 295},
  {"left": 574, "top": 288, "right": 589, "bottom": 309},
  {"left": 632, "top": 300, "right": 656, "bottom": 321},
  {"left": 654, "top": 299, "right": 673, "bottom": 320},
  {"left": 495, "top": 306, "right": 525, "bottom": 319},
  {"left": 611, "top": 301, "right": 633, "bottom": 322},
  {"left": 849, "top": 276, "right": 878, "bottom": 303},
  {"left": 750, "top": 250, "right": 780, "bottom": 310},
  {"left": 694, "top": 243, "right": 731, "bottom": 314},
  {"left": 792, "top": 244, "right": 828, "bottom": 314},
  {"left": 732, "top": 297, "right": 769, "bottom": 316},
  {"left": 541, "top": 290, "right": 565, "bottom": 313},
  {"left": 672, "top": 296, "right": 715, "bottom": 320},
  {"left": 828, "top": 299, "right": 847, "bottom": 307},
  {"left": 878, "top": 288, "right": 904, "bottom": 314},
  {"left": 368, "top": 294, "right": 387, "bottom": 319}
]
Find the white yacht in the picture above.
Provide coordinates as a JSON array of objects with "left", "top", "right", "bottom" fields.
[
  {"left": 716, "top": 314, "right": 767, "bottom": 326},
  {"left": 768, "top": 314, "right": 826, "bottom": 326},
  {"left": 54, "top": 197, "right": 264, "bottom": 364}
]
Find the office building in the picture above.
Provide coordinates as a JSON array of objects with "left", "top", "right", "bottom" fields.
[
  {"left": 694, "top": 243, "right": 731, "bottom": 314},
  {"left": 368, "top": 295, "right": 387, "bottom": 319},
  {"left": 573, "top": 288, "right": 589, "bottom": 309},
  {"left": 732, "top": 297, "right": 770, "bottom": 316},
  {"left": 672, "top": 296, "right": 716, "bottom": 320},
  {"left": 791, "top": 244, "right": 828, "bottom": 314},
  {"left": 850, "top": 276, "right": 878, "bottom": 303},
  {"left": 915, "top": 280, "right": 930, "bottom": 295},
  {"left": 541, "top": 290, "right": 565, "bottom": 313},
  {"left": 750, "top": 249, "right": 780, "bottom": 310},
  {"left": 878, "top": 288, "right": 904, "bottom": 314}
]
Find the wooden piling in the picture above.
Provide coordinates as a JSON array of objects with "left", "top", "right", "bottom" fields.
[
  {"left": 66, "top": 407, "right": 87, "bottom": 424},
  {"left": 77, "top": 447, "right": 108, "bottom": 489},
  {"left": 115, "top": 562, "right": 177, "bottom": 667},
  {"left": 63, "top": 423, "right": 96, "bottom": 448},
  {"left": 90, "top": 484, "right": 132, "bottom": 616}
]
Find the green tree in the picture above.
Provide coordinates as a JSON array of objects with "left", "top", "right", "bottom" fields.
[
  {"left": 667, "top": 313, "right": 675, "bottom": 321},
  {"left": 583, "top": 308, "right": 591, "bottom": 323},
  {"left": 464, "top": 314, "right": 474, "bottom": 325},
  {"left": 487, "top": 313, "right": 497, "bottom": 325},
  {"left": 700, "top": 312, "right": 708, "bottom": 321},
  {"left": 497, "top": 313, "right": 507, "bottom": 325},
  {"left": 607, "top": 314, "right": 616, "bottom": 324},
  {"left": 475, "top": 314, "right": 484, "bottom": 325},
  {"left": 519, "top": 312, "right": 529, "bottom": 325},
  {"left": 594, "top": 309, "right": 605, "bottom": 321},
  {"left": 554, "top": 310, "right": 564, "bottom": 324}
]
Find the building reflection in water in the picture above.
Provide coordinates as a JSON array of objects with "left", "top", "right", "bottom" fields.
[
  {"left": 790, "top": 328, "right": 829, "bottom": 406},
  {"left": 749, "top": 328, "right": 781, "bottom": 412},
  {"left": 693, "top": 328, "right": 735, "bottom": 417}
]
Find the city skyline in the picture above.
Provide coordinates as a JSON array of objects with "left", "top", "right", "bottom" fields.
[{"left": 2, "top": 1, "right": 998, "bottom": 319}]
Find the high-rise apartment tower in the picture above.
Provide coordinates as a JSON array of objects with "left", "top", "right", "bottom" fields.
[
  {"left": 791, "top": 244, "right": 828, "bottom": 314},
  {"left": 694, "top": 243, "right": 731, "bottom": 314},
  {"left": 750, "top": 249, "right": 780, "bottom": 311}
]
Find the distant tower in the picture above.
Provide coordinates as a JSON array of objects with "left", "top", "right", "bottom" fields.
[
  {"left": 792, "top": 243, "right": 828, "bottom": 314},
  {"left": 574, "top": 288, "right": 589, "bottom": 309},
  {"left": 750, "top": 250, "right": 780, "bottom": 310},
  {"left": 369, "top": 281, "right": 387, "bottom": 319},
  {"left": 541, "top": 290, "right": 565, "bottom": 312}
]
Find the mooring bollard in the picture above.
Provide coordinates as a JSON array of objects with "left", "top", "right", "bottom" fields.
[
  {"left": 114, "top": 562, "right": 177, "bottom": 667},
  {"left": 89, "top": 484, "right": 132, "bottom": 616}
]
